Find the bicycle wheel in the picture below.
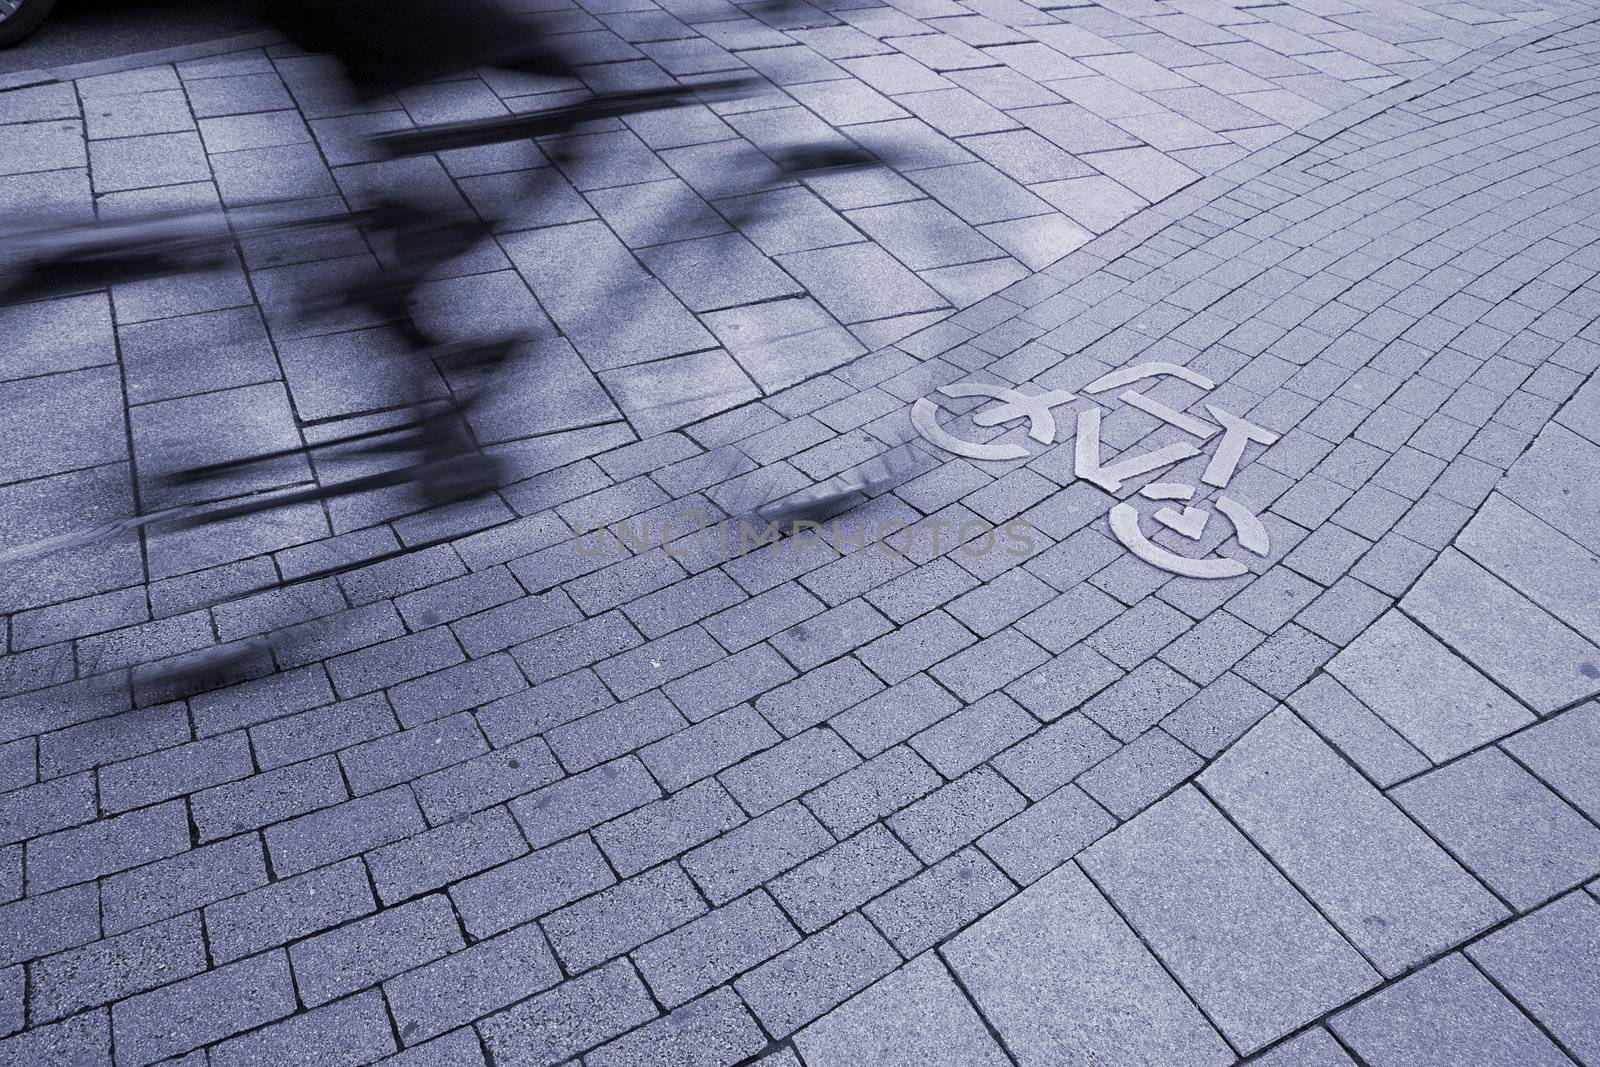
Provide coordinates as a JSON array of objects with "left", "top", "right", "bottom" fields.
[{"left": 0, "top": 0, "right": 56, "bottom": 47}]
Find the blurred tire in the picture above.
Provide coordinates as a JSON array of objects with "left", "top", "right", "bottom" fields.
[{"left": 0, "top": 0, "right": 56, "bottom": 47}]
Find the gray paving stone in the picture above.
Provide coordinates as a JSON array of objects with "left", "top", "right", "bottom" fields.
[
  {"left": 25, "top": 799, "right": 189, "bottom": 894},
  {"left": 991, "top": 711, "right": 1119, "bottom": 800},
  {"left": 682, "top": 800, "right": 834, "bottom": 904},
  {"left": 0, "top": 772, "right": 94, "bottom": 846},
  {"left": 770, "top": 822, "right": 920, "bottom": 932},
  {"left": 1392, "top": 747, "right": 1600, "bottom": 911},
  {"left": 1083, "top": 786, "right": 1379, "bottom": 1054},
  {"left": 1458, "top": 493, "right": 1600, "bottom": 645},
  {"left": 366, "top": 806, "right": 528, "bottom": 905},
  {"left": 544, "top": 862, "right": 707, "bottom": 973},
  {"left": 1503, "top": 700, "right": 1600, "bottom": 822},
  {"left": 1503, "top": 425, "right": 1600, "bottom": 556},
  {"left": 99, "top": 730, "right": 255, "bottom": 812},
  {"left": 1202, "top": 709, "right": 1507, "bottom": 976},
  {"left": 796, "top": 952, "right": 1011, "bottom": 1067},
  {"left": 449, "top": 834, "right": 612, "bottom": 940},
  {"left": 1160, "top": 671, "right": 1277, "bottom": 758},
  {"left": 1250, "top": 1028, "right": 1359, "bottom": 1067},
  {"left": 477, "top": 668, "right": 616, "bottom": 748},
  {"left": 1330, "top": 954, "right": 1570, "bottom": 1067},
  {"left": 378, "top": 1028, "right": 485, "bottom": 1067},
  {"left": 478, "top": 960, "right": 658, "bottom": 1066},
  {"left": 595, "top": 778, "right": 745, "bottom": 877},
  {"left": 1006, "top": 644, "right": 1124, "bottom": 721},
  {"left": 385, "top": 922, "right": 560, "bottom": 1045},
  {"left": 890, "top": 765, "right": 1026, "bottom": 863},
  {"left": 641, "top": 704, "right": 781, "bottom": 793},
  {"left": 979, "top": 784, "right": 1116, "bottom": 885},
  {"left": 1327, "top": 610, "right": 1533, "bottom": 762},
  {"left": 827, "top": 672, "right": 957, "bottom": 755},
  {"left": 101, "top": 832, "right": 268, "bottom": 935},
  {"left": 735, "top": 912, "right": 901, "bottom": 1039},
  {"left": 778, "top": 243, "right": 948, "bottom": 324},
  {"left": 0, "top": 1010, "right": 108, "bottom": 1067},
  {"left": 1467, "top": 891, "right": 1600, "bottom": 1066},
  {"left": 0, "top": 965, "right": 16, "bottom": 1039},
  {"left": 264, "top": 785, "right": 425, "bottom": 877},
  {"left": 704, "top": 579, "right": 825, "bottom": 655},
  {"left": 590, "top": 986, "right": 766, "bottom": 1067},
  {"left": 1403, "top": 549, "right": 1600, "bottom": 715},
  {"left": 209, "top": 990, "right": 396, "bottom": 1067},
  {"left": 547, "top": 690, "right": 686, "bottom": 772},
  {"left": 946, "top": 861, "right": 1232, "bottom": 1067},
  {"left": 510, "top": 756, "right": 661, "bottom": 849},
  {"left": 29, "top": 912, "right": 207, "bottom": 1025},
  {"left": 664, "top": 643, "right": 797, "bottom": 722},
  {"left": 290, "top": 893, "right": 464, "bottom": 1007},
  {"left": 112, "top": 951, "right": 297, "bottom": 1067},
  {"left": 721, "top": 727, "right": 860, "bottom": 815},
  {"left": 597, "top": 624, "right": 728, "bottom": 701},
  {"left": 1285, "top": 674, "right": 1429, "bottom": 787},
  {"left": 634, "top": 890, "right": 801, "bottom": 1008},
  {"left": 1076, "top": 728, "right": 1200, "bottom": 819},
  {"left": 205, "top": 858, "right": 375, "bottom": 963}
]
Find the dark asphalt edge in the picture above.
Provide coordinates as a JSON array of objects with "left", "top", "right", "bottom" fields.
[{"left": 0, "top": 27, "right": 283, "bottom": 92}]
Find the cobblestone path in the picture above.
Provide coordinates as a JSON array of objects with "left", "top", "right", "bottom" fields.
[{"left": 1, "top": 0, "right": 1599, "bottom": 1064}]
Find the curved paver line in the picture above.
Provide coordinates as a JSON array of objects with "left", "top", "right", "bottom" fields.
[{"left": 2, "top": 1, "right": 1600, "bottom": 1065}]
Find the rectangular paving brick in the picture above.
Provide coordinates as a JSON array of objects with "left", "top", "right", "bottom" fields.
[
  {"left": 264, "top": 785, "right": 425, "bottom": 877},
  {"left": 1082, "top": 786, "right": 1379, "bottom": 1054},
  {"left": 594, "top": 778, "right": 745, "bottom": 877},
  {"left": 209, "top": 990, "right": 396, "bottom": 1067},
  {"left": 634, "top": 890, "right": 802, "bottom": 1008},
  {"left": 770, "top": 823, "right": 921, "bottom": 932},
  {"left": 385, "top": 922, "right": 561, "bottom": 1044},
  {"left": 683, "top": 802, "right": 835, "bottom": 904},
  {"left": 1330, "top": 954, "right": 1570, "bottom": 1067},
  {"left": 1467, "top": 892, "right": 1600, "bottom": 1066},
  {"left": 1403, "top": 548, "right": 1600, "bottom": 714},
  {"left": 979, "top": 784, "right": 1116, "bottom": 885},
  {"left": 946, "top": 861, "right": 1232, "bottom": 1067},
  {"left": 827, "top": 672, "right": 959, "bottom": 756},
  {"left": 29, "top": 913, "right": 208, "bottom": 1024},
  {"left": 1392, "top": 748, "right": 1600, "bottom": 912},
  {"left": 588, "top": 986, "right": 767, "bottom": 1067},
  {"left": 289, "top": 893, "right": 464, "bottom": 1006},
  {"left": 366, "top": 806, "right": 528, "bottom": 905},
  {"left": 205, "top": 857, "right": 375, "bottom": 963},
  {"left": 803, "top": 744, "right": 942, "bottom": 837},
  {"left": 510, "top": 756, "right": 661, "bottom": 849},
  {"left": 25, "top": 800, "right": 189, "bottom": 894},
  {"left": 543, "top": 863, "right": 707, "bottom": 973},
  {"left": 889, "top": 766, "right": 1026, "bottom": 863},
  {"left": 101, "top": 833, "right": 268, "bottom": 935},
  {"left": 111, "top": 951, "right": 297, "bottom": 1067},
  {"left": 640, "top": 704, "right": 782, "bottom": 792},
  {"left": 99, "top": 730, "right": 255, "bottom": 812},
  {"left": 478, "top": 960, "right": 658, "bottom": 1067},
  {"left": 1327, "top": 610, "right": 1533, "bottom": 762},
  {"left": 450, "top": 835, "right": 615, "bottom": 940},
  {"left": 720, "top": 727, "right": 861, "bottom": 815},
  {"left": 338, "top": 712, "right": 488, "bottom": 796},
  {"left": 795, "top": 953, "right": 1012, "bottom": 1067},
  {"left": 735, "top": 912, "right": 902, "bottom": 1038},
  {"left": 1202, "top": 709, "right": 1507, "bottom": 977},
  {"left": 758, "top": 657, "right": 887, "bottom": 737}
]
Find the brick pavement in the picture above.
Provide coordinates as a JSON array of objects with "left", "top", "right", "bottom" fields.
[{"left": 2, "top": 0, "right": 1600, "bottom": 1063}]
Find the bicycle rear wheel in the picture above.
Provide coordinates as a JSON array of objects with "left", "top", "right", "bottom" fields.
[{"left": 0, "top": 0, "right": 56, "bottom": 47}]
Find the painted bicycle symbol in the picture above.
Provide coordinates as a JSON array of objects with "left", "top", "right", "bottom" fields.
[{"left": 912, "top": 362, "right": 1280, "bottom": 579}]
